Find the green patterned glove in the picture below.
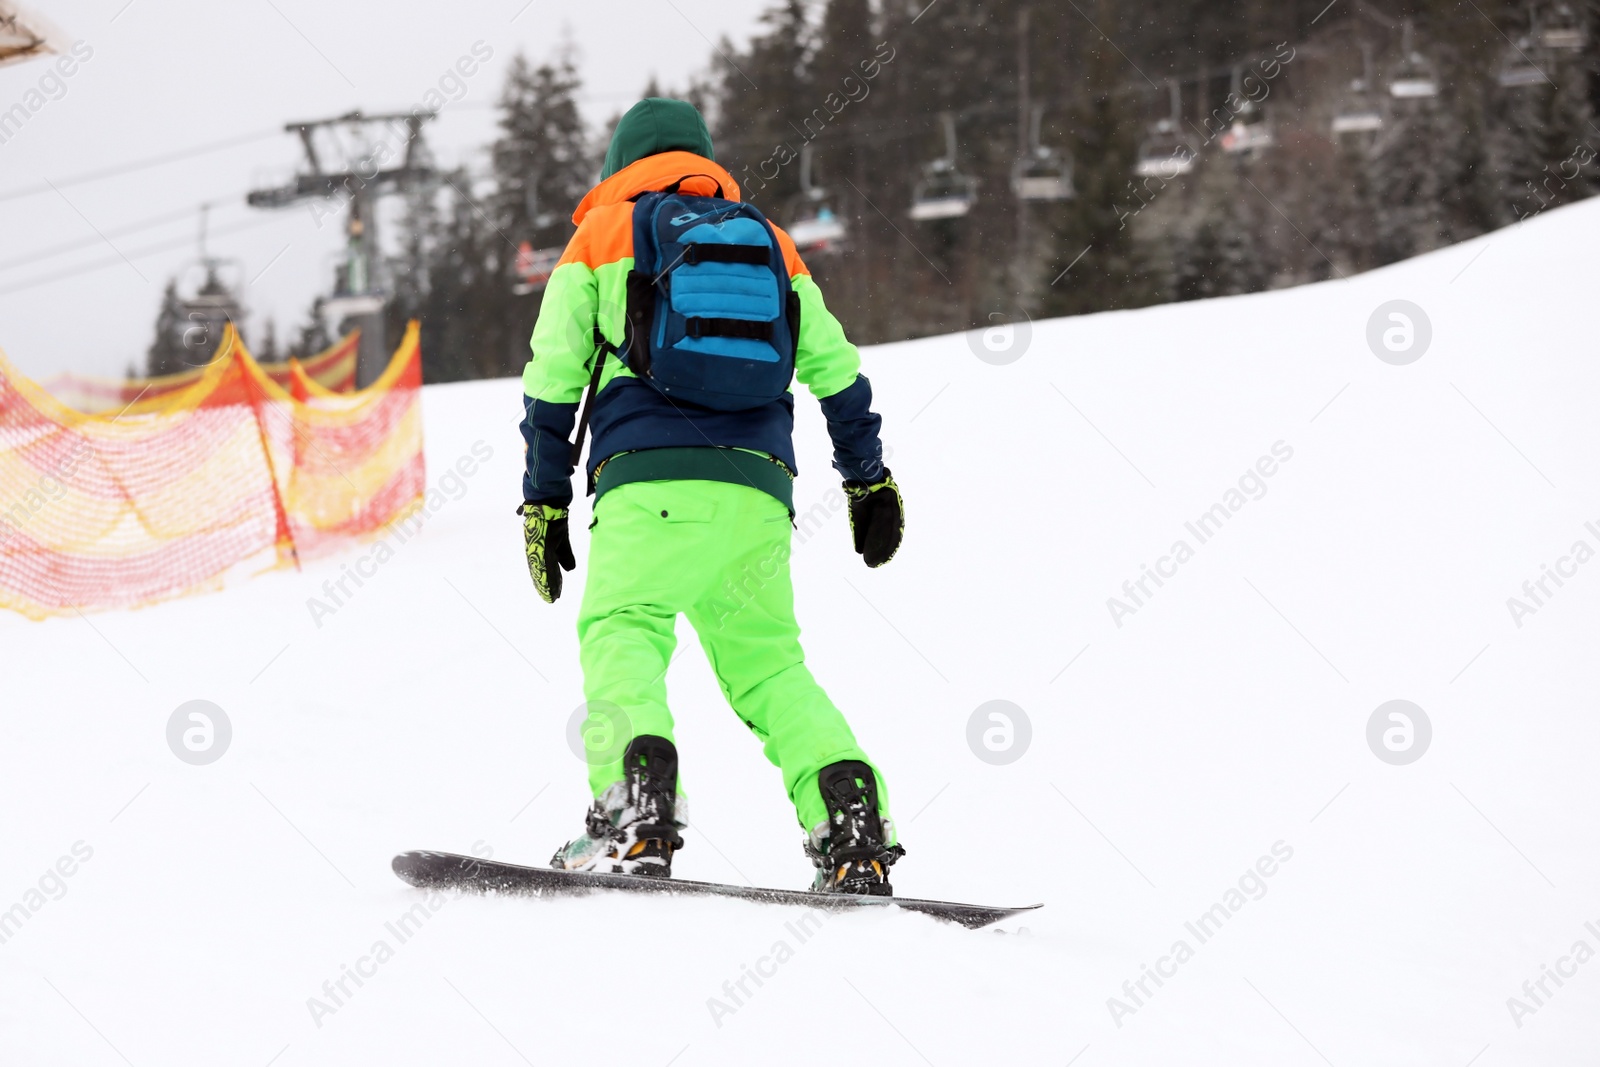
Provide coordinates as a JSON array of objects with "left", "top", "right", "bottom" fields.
[
  {"left": 519, "top": 502, "right": 576, "bottom": 603},
  {"left": 843, "top": 471, "right": 903, "bottom": 568}
]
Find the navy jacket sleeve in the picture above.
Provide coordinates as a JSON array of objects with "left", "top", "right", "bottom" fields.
[
  {"left": 521, "top": 395, "right": 579, "bottom": 507},
  {"left": 787, "top": 269, "right": 888, "bottom": 485},
  {"left": 818, "top": 375, "right": 886, "bottom": 484}
]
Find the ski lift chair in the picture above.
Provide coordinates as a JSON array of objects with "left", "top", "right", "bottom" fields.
[
  {"left": 1134, "top": 81, "right": 1196, "bottom": 178},
  {"left": 785, "top": 144, "right": 849, "bottom": 253},
  {"left": 910, "top": 164, "right": 978, "bottom": 221},
  {"left": 1221, "top": 115, "right": 1275, "bottom": 154},
  {"left": 1497, "top": 36, "right": 1546, "bottom": 88},
  {"left": 1332, "top": 44, "right": 1385, "bottom": 135},
  {"left": 170, "top": 206, "right": 245, "bottom": 361},
  {"left": 787, "top": 203, "right": 848, "bottom": 251},
  {"left": 909, "top": 113, "right": 977, "bottom": 222},
  {"left": 1221, "top": 67, "right": 1274, "bottom": 155},
  {"left": 1135, "top": 124, "right": 1197, "bottom": 178},
  {"left": 1388, "top": 19, "right": 1439, "bottom": 99},
  {"left": 1011, "top": 105, "right": 1074, "bottom": 200},
  {"left": 1538, "top": 2, "right": 1586, "bottom": 49},
  {"left": 178, "top": 269, "right": 245, "bottom": 363},
  {"left": 1497, "top": 3, "right": 1585, "bottom": 89},
  {"left": 1388, "top": 67, "right": 1439, "bottom": 98},
  {"left": 1331, "top": 102, "right": 1385, "bottom": 133}
]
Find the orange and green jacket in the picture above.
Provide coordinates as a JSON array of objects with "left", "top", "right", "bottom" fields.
[{"left": 519, "top": 151, "right": 885, "bottom": 509}]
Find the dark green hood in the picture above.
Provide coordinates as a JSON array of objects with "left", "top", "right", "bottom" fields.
[{"left": 601, "top": 98, "right": 715, "bottom": 180}]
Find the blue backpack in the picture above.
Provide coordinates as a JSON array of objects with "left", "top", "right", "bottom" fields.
[
  {"left": 623, "top": 179, "right": 800, "bottom": 406},
  {"left": 568, "top": 178, "right": 800, "bottom": 466}
]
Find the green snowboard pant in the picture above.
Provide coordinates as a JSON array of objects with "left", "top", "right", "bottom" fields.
[{"left": 576, "top": 477, "right": 890, "bottom": 837}]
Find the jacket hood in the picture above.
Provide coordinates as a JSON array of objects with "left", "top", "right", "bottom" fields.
[{"left": 572, "top": 151, "right": 742, "bottom": 225}]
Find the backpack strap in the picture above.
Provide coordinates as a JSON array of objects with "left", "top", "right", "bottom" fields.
[
  {"left": 661, "top": 174, "right": 725, "bottom": 198},
  {"left": 568, "top": 326, "right": 614, "bottom": 468},
  {"left": 681, "top": 244, "right": 769, "bottom": 266},
  {"left": 685, "top": 317, "right": 774, "bottom": 341}
]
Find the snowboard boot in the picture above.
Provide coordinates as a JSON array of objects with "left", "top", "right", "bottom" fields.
[
  {"left": 804, "top": 760, "right": 904, "bottom": 896},
  {"left": 551, "top": 735, "right": 686, "bottom": 878}
]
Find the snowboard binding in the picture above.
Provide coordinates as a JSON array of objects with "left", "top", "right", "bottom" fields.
[
  {"left": 805, "top": 761, "right": 904, "bottom": 896},
  {"left": 551, "top": 735, "right": 686, "bottom": 878}
]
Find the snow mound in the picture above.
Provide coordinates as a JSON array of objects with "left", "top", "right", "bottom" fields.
[{"left": 4, "top": 199, "right": 1599, "bottom": 1064}]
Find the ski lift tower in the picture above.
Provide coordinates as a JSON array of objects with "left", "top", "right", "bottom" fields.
[{"left": 247, "top": 111, "right": 435, "bottom": 385}]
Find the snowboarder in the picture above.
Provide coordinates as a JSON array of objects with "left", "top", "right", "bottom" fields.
[{"left": 517, "top": 98, "right": 906, "bottom": 895}]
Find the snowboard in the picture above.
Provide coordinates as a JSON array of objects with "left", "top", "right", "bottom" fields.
[{"left": 392, "top": 850, "right": 1040, "bottom": 930}]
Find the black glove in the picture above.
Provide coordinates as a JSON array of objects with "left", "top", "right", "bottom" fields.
[
  {"left": 843, "top": 471, "right": 903, "bottom": 568},
  {"left": 519, "top": 502, "right": 576, "bottom": 603}
]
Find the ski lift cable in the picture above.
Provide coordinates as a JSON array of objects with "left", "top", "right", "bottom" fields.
[
  {"left": 0, "top": 194, "right": 254, "bottom": 275},
  {"left": 0, "top": 128, "right": 282, "bottom": 204},
  {"left": 0, "top": 213, "right": 295, "bottom": 299},
  {"left": 1350, "top": 0, "right": 1402, "bottom": 31},
  {"left": 714, "top": 94, "right": 1060, "bottom": 159},
  {"left": 711, "top": 41, "right": 1310, "bottom": 161},
  {"left": 0, "top": 19, "right": 1449, "bottom": 212},
  {"left": 0, "top": 39, "right": 1311, "bottom": 210}
]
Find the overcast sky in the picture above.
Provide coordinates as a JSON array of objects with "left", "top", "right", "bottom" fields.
[{"left": 0, "top": 0, "right": 766, "bottom": 381}]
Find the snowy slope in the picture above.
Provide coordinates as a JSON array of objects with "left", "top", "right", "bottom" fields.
[{"left": 3, "top": 200, "right": 1599, "bottom": 1066}]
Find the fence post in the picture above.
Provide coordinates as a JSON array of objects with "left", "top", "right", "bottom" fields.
[{"left": 236, "top": 329, "right": 300, "bottom": 571}]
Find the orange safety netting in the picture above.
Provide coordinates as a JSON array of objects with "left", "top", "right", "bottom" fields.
[
  {"left": 40, "top": 331, "right": 361, "bottom": 414},
  {"left": 0, "top": 322, "right": 425, "bottom": 620}
]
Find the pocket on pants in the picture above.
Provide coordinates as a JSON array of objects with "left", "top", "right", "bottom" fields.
[{"left": 615, "top": 481, "right": 719, "bottom": 524}]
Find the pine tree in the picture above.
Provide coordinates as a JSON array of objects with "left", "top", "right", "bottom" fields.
[
  {"left": 287, "top": 294, "right": 332, "bottom": 360},
  {"left": 416, "top": 169, "right": 513, "bottom": 381},
  {"left": 1173, "top": 217, "right": 1223, "bottom": 301},
  {"left": 351, "top": 0, "right": 1600, "bottom": 381},
  {"left": 385, "top": 176, "right": 442, "bottom": 353},
  {"left": 1170, "top": 151, "right": 1267, "bottom": 298},
  {"left": 1368, "top": 93, "right": 1448, "bottom": 264},
  {"left": 1586, "top": 0, "right": 1600, "bottom": 121},
  {"left": 493, "top": 46, "right": 594, "bottom": 251},
  {"left": 1037, "top": 13, "right": 1163, "bottom": 318},
  {"left": 1319, "top": 133, "right": 1380, "bottom": 277},
  {"left": 258, "top": 320, "right": 282, "bottom": 363},
  {"left": 796, "top": 0, "right": 878, "bottom": 329},
  {"left": 1487, "top": 67, "right": 1596, "bottom": 224},
  {"left": 1213, "top": 160, "right": 1268, "bottom": 295},
  {"left": 1535, "top": 32, "right": 1600, "bottom": 207},
  {"left": 1439, "top": 78, "right": 1499, "bottom": 243},
  {"left": 712, "top": 0, "right": 814, "bottom": 211},
  {"left": 464, "top": 45, "right": 598, "bottom": 380},
  {"left": 145, "top": 281, "right": 189, "bottom": 377},
  {"left": 1488, "top": 62, "right": 1546, "bottom": 224}
]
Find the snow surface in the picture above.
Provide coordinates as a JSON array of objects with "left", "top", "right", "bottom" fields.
[{"left": 4, "top": 200, "right": 1599, "bottom": 1066}]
